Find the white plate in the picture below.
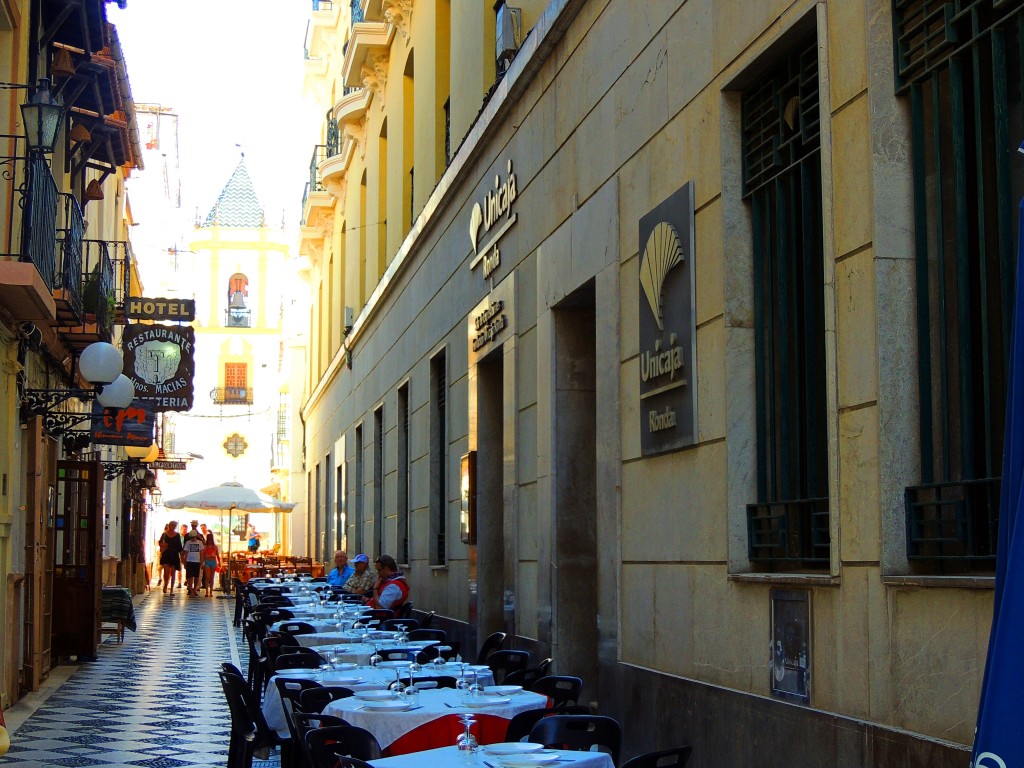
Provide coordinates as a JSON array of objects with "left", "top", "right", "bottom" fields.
[
  {"left": 324, "top": 662, "right": 359, "bottom": 671},
  {"left": 320, "top": 675, "right": 363, "bottom": 685},
  {"left": 354, "top": 690, "right": 397, "bottom": 701},
  {"left": 361, "top": 700, "right": 413, "bottom": 711},
  {"left": 498, "top": 756, "right": 560, "bottom": 767},
  {"left": 376, "top": 660, "right": 414, "bottom": 669},
  {"left": 483, "top": 685, "right": 523, "bottom": 696},
  {"left": 463, "top": 696, "right": 511, "bottom": 707},
  {"left": 469, "top": 665, "right": 493, "bottom": 672},
  {"left": 275, "top": 669, "right": 321, "bottom": 679},
  {"left": 484, "top": 743, "right": 545, "bottom": 756},
  {"left": 404, "top": 640, "right": 439, "bottom": 648}
]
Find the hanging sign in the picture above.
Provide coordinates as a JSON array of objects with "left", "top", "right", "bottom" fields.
[
  {"left": 122, "top": 323, "right": 196, "bottom": 412},
  {"left": 638, "top": 182, "right": 698, "bottom": 456},
  {"left": 125, "top": 296, "right": 196, "bottom": 322},
  {"left": 90, "top": 401, "right": 156, "bottom": 447}
]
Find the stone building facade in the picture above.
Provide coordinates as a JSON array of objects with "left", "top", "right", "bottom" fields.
[{"left": 298, "top": 0, "right": 1021, "bottom": 763}]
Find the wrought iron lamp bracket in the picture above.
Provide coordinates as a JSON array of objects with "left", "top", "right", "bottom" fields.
[
  {"left": 41, "top": 411, "right": 93, "bottom": 436},
  {"left": 22, "top": 387, "right": 94, "bottom": 416}
]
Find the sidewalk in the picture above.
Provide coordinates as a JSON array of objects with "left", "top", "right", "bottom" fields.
[{"left": 2, "top": 589, "right": 241, "bottom": 766}]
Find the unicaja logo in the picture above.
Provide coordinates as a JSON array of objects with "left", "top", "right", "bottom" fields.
[
  {"left": 469, "top": 159, "right": 518, "bottom": 279},
  {"left": 973, "top": 753, "right": 1007, "bottom": 768}
]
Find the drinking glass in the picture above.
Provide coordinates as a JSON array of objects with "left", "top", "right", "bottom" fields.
[
  {"left": 433, "top": 645, "right": 451, "bottom": 669},
  {"left": 369, "top": 645, "right": 382, "bottom": 668},
  {"left": 455, "top": 714, "right": 478, "bottom": 752}
]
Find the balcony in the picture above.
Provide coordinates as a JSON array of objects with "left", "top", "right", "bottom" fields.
[
  {"left": 342, "top": 20, "right": 394, "bottom": 90},
  {"left": 301, "top": 144, "right": 333, "bottom": 227},
  {"left": 224, "top": 307, "right": 252, "bottom": 328},
  {"left": 747, "top": 498, "right": 830, "bottom": 570},
  {"left": 0, "top": 142, "right": 58, "bottom": 322},
  {"left": 211, "top": 387, "right": 253, "bottom": 405}
]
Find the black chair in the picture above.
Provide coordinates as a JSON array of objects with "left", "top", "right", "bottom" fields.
[
  {"left": 486, "top": 649, "right": 531, "bottom": 685},
  {"left": 275, "top": 651, "right": 326, "bottom": 671},
  {"left": 222, "top": 661, "right": 246, "bottom": 680},
  {"left": 305, "top": 725, "right": 382, "bottom": 765},
  {"left": 621, "top": 745, "right": 694, "bottom": 768},
  {"left": 291, "top": 712, "right": 351, "bottom": 768},
  {"left": 504, "top": 661, "right": 550, "bottom": 690},
  {"left": 396, "top": 600, "right": 414, "bottom": 619},
  {"left": 504, "top": 705, "right": 592, "bottom": 743},
  {"left": 339, "top": 593, "right": 366, "bottom": 603},
  {"left": 275, "top": 677, "right": 323, "bottom": 711},
  {"left": 476, "top": 631, "right": 507, "bottom": 664},
  {"left": 419, "top": 610, "right": 435, "bottom": 629},
  {"left": 361, "top": 608, "right": 394, "bottom": 621},
  {"left": 530, "top": 675, "right": 583, "bottom": 708},
  {"left": 377, "top": 648, "right": 419, "bottom": 662},
  {"left": 277, "top": 621, "right": 318, "bottom": 635},
  {"left": 259, "top": 595, "right": 296, "bottom": 607},
  {"left": 418, "top": 640, "right": 460, "bottom": 664},
  {"left": 299, "top": 686, "right": 355, "bottom": 713},
  {"left": 219, "top": 671, "right": 292, "bottom": 768},
  {"left": 380, "top": 618, "right": 420, "bottom": 631},
  {"left": 407, "top": 628, "right": 446, "bottom": 643},
  {"left": 528, "top": 714, "right": 621, "bottom": 765}
]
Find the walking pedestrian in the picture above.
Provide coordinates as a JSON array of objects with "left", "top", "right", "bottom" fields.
[
  {"left": 159, "top": 521, "right": 183, "bottom": 594},
  {"left": 202, "top": 533, "right": 220, "bottom": 597},
  {"left": 181, "top": 521, "right": 204, "bottom": 596}
]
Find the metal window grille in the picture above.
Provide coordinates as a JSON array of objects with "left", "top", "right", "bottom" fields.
[
  {"left": 894, "top": 0, "right": 1023, "bottom": 570},
  {"left": 350, "top": 0, "right": 363, "bottom": 24},
  {"left": 742, "top": 36, "right": 830, "bottom": 569},
  {"left": 409, "top": 166, "right": 415, "bottom": 227},
  {"left": 430, "top": 351, "right": 447, "bottom": 565},
  {"left": 355, "top": 424, "right": 364, "bottom": 555},
  {"left": 326, "top": 109, "right": 341, "bottom": 157}
]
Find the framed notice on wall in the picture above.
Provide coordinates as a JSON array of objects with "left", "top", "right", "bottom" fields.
[
  {"left": 770, "top": 589, "right": 811, "bottom": 704},
  {"left": 460, "top": 451, "right": 476, "bottom": 544}
]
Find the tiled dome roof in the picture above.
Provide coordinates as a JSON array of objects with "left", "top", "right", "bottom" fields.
[{"left": 201, "top": 156, "right": 265, "bottom": 227}]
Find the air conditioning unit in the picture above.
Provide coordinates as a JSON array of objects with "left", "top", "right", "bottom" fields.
[
  {"left": 495, "top": 3, "right": 522, "bottom": 76},
  {"left": 344, "top": 305, "right": 354, "bottom": 334}
]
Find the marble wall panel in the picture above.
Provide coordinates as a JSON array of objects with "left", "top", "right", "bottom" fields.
[{"left": 839, "top": 405, "right": 880, "bottom": 564}]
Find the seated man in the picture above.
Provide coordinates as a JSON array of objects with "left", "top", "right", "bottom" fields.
[
  {"left": 366, "top": 554, "right": 409, "bottom": 610},
  {"left": 342, "top": 553, "right": 376, "bottom": 595},
  {"left": 326, "top": 550, "right": 354, "bottom": 587}
]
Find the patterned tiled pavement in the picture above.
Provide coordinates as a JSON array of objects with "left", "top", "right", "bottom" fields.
[{"left": 3, "top": 588, "right": 280, "bottom": 767}]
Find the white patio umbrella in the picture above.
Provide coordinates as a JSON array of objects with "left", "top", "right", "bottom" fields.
[{"left": 164, "top": 481, "right": 296, "bottom": 593}]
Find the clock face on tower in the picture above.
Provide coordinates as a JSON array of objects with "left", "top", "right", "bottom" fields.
[{"left": 223, "top": 433, "right": 248, "bottom": 458}]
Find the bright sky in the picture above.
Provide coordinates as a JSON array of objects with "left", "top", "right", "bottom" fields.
[{"left": 109, "top": 0, "right": 321, "bottom": 227}]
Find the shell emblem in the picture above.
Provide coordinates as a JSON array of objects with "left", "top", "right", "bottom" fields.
[
  {"left": 469, "top": 202, "right": 483, "bottom": 254},
  {"left": 640, "top": 221, "right": 684, "bottom": 331}
]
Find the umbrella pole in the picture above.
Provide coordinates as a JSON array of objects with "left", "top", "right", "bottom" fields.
[{"left": 217, "top": 506, "right": 234, "bottom": 599}]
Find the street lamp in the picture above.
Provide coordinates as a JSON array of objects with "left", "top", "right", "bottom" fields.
[
  {"left": 20, "top": 79, "right": 63, "bottom": 154},
  {"left": 22, "top": 341, "right": 136, "bottom": 433}
]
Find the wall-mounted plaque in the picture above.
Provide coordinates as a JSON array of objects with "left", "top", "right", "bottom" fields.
[
  {"left": 125, "top": 296, "right": 196, "bottom": 322},
  {"left": 638, "top": 181, "right": 697, "bottom": 456},
  {"left": 90, "top": 401, "right": 155, "bottom": 447}
]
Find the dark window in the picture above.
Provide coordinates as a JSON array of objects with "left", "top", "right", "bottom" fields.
[
  {"left": 354, "top": 424, "right": 364, "bottom": 555},
  {"left": 374, "top": 406, "right": 384, "bottom": 558},
  {"left": 398, "top": 383, "right": 410, "bottom": 565},
  {"left": 430, "top": 349, "right": 447, "bottom": 565},
  {"left": 895, "top": 0, "right": 1024, "bottom": 571},
  {"left": 742, "top": 35, "right": 830, "bottom": 571},
  {"left": 444, "top": 97, "right": 451, "bottom": 167}
]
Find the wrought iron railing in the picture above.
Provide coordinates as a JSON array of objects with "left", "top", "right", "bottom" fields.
[
  {"left": 326, "top": 109, "right": 340, "bottom": 157},
  {"left": 350, "top": 0, "right": 363, "bottom": 23},
  {"left": 224, "top": 307, "right": 251, "bottom": 328},
  {"left": 24, "top": 155, "right": 58, "bottom": 290},
  {"left": 78, "top": 239, "right": 115, "bottom": 334},
  {"left": 56, "top": 193, "right": 84, "bottom": 317},
  {"left": 211, "top": 387, "right": 253, "bottom": 405},
  {"left": 905, "top": 478, "right": 999, "bottom": 567},
  {"left": 747, "top": 498, "right": 830, "bottom": 568},
  {"left": 301, "top": 182, "right": 311, "bottom": 224},
  {"left": 313, "top": 0, "right": 333, "bottom": 9},
  {"left": 309, "top": 144, "right": 327, "bottom": 192}
]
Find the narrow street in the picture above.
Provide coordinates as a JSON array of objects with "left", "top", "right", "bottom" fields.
[{"left": 2, "top": 591, "right": 271, "bottom": 767}]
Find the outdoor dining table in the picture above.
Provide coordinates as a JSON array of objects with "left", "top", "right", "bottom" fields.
[
  {"left": 323, "top": 685, "right": 547, "bottom": 756},
  {"left": 370, "top": 744, "right": 616, "bottom": 768},
  {"left": 262, "top": 662, "right": 497, "bottom": 737}
]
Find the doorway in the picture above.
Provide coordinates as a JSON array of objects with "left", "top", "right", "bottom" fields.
[
  {"left": 474, "top": 349, "right": 506, "bottom": 648},
  {"left": 552, "top": 284, "right": 598, "bottom": 691}
]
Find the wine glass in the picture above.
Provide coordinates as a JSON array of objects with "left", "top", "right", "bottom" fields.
[
  {"left": 433, "top": 645, "right": 451, "bottom": 670},
  {"left": 369, "top": 645, "right": 382, "bottom": 668},
  {"left": 455, "top": 714, "right": 478, "bottom": 752},
  {"left": 392, "top": 668, "right": 406, "bottom": 695},
  {"left": 455, "top": 663, "right": 469, "bottom": 692}
]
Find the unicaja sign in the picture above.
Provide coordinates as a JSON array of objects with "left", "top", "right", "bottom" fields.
[
  {"left": 469, "top": 159, "right": 518, "bottom": 280},
  {"left": 638, "top": 182, "right": 697, "bottom": 456}
]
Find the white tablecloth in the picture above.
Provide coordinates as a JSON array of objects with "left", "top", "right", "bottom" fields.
[
  {"left": 323, "top": 686, "right": 545, "bottom": 750},
  {"left": 262, "top": 663, "right": 496, "bottom": 737},
  {"left": 371, "top": 745, "right": 615, "bottom": 768}
]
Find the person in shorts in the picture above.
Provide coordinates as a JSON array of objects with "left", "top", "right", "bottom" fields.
[{"left": 180, "top": 521, "right": 205, "bottom": 596}]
